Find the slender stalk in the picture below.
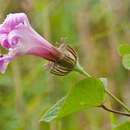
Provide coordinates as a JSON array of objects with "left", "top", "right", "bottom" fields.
[
  {"left": 99, "top": 105, "right": 130, "bottom": 117},
  {"left": 74, "top": 62, "right": 130, "bottom": 113},
  {"left": 105, "top": 89, "right": 130, "bottom": 113}
]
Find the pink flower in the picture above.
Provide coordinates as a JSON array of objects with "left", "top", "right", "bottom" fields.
[{"left": 0, "top": 13, "right": 62, "bottom": 74}]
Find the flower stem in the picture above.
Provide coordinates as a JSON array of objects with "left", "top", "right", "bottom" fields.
[
  {"left": 74, "top": 62, "right": 90, "bottom": 77},
  {"left": 74, "top": 62, "right": 130, "bottom": 113}
]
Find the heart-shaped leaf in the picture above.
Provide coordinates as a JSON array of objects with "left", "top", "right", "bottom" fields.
[
  {"left": 58, "top": 78, "right": 105, "bottom": 118},
  {"left": 40, "top": 78, "right": 105, "bottom": 122}
]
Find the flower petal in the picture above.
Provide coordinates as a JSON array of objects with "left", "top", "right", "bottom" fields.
[
  {"left": 0, "top": 55, "right": 10, "bottom": 74},
  {"left": 0, "top": 34, "right": 10, "bottom": 49},
  {"left": 0, "top": 13, "right": 66, "bottom": 74},
  {"left": 0, "top": 13, "right": 30, "bottom": 31}
]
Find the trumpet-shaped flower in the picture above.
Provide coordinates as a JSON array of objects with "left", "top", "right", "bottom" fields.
[
  {"left": 0, "top": 13, "right": 63, "bottom": 73},
  {"left": 0, "top": 13, "right": 77, "bottom": 75}
]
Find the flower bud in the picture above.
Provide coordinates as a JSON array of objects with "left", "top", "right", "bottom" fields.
[{"left": 48, "top": 40, "right": 77, "bottom": 76}]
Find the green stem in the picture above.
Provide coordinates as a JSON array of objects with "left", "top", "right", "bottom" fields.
[
  {"left": 105, "top": 89, "right": 130, "bottom": 113},
  {"left": 74, "top": 62, "right": 90, "bottom": 77},
  {"left": 74, "top": 62, "right": 130, "bottom": 113}
]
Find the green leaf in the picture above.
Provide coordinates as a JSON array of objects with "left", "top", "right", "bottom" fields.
[
  {"left": 119, "top": 45, "right": 130, "bottom": 70},
  {"left": 119, "top": 45, "right": 130, "bottom": 56},
  {"left": 123, "top": 54, "right": 130, "bottom": 70},
  {"left": 40, "top": 78, "right": 105, "bottom": 122},
  {"left": 58, "top": 78, "right": 105, "bottom": 118},
  {"left": 40, "top": 97, "right": 65, "bottom": 122},
  {"left": 113, "top": 121, "right": 130, "bottom": 130}
]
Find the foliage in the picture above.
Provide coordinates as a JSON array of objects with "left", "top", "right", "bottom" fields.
[
  {"left": 119, "top": 45, "right": 130, "bottom": 70},
  {"left": 41, "top": 78, "right": 105, "bottom": 122}
]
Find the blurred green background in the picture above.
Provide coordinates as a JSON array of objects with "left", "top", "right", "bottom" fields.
[{"left": 0, "top": 0, "right": 130, "bottom": 130}]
